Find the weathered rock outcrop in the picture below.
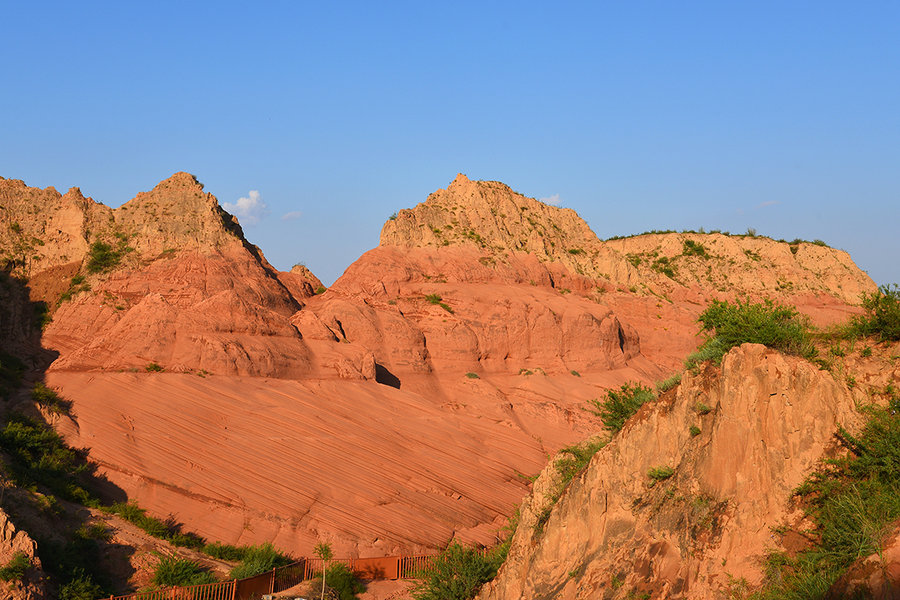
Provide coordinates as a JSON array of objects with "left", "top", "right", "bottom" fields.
[
  {"left": 0, "top": 507, "right": 46, "bottom": 600},
  {"left": 380, "top": 174, "right": 876, "bottom": 306},
  {"left": 478, "top": 344, "right": 861, "bottom": 600}
]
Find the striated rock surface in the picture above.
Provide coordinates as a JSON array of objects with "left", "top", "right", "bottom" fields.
[{"left": 478, "top": 344, "right": 861, "bottom": 600}]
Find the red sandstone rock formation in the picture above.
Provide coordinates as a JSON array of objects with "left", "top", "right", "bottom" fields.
[
  {"left": 0, "top": 172, "right": 879, "bottom": 568},
  {"left": 478, "top": 344, "right": 864, "bottom": 600}
]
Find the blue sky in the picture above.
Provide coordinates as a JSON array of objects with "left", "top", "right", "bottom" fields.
[{"left": 3, "top": 2, "right": 898, "bottom": 286}]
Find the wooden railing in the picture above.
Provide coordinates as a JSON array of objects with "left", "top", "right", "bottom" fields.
[{"left": 103, "top": 552, "right": 443, "bottom": 600}]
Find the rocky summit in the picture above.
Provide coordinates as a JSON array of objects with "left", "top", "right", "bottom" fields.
[{"left": 0, "top": 172, "right": 896, "bottom": 599}]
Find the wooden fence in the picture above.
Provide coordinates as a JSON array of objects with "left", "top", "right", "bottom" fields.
[{"left": 103, "top": 553, "right": 444, "bottom": 600}]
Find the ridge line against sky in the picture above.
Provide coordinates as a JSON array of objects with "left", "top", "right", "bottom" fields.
[{"left": 2, "top": 1, "right": 897, "bottom": 285}]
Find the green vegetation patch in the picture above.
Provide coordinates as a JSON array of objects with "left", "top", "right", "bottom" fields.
[
  {"left": 0, "top": 412, "right": 98, "bottom": 506},
  {"left": 647, "top": 466, "right": 675, "bottom": 481},
  {"left": 152, "top": 556, "right": 215, "bottom": 587},
  {"left": 692, "top": 298, "right": 815, "bottom": 367},
  {"left": 228, "top": 543, "right": 292, "bottom": 579},
  {"left": 0, "top": 552, "right": 32, "bottom": 582},
  {"left": 751, "top": 391, "right": 900, "bottom": 599},
  {"left": 312, "top": 563, "right": 365, "bottom": 600},
  {"left": 31, "top": 382, "right": 72, "bottom": 415},
  {"left": 104, "top": 502, "right": 204, "bottom": 549},
  {"left": 86, "top": 240, "right": 127, "bottom": 273},
  {"left": 681, "top": 239, "right": 710, "bottom": 258},
  {"left": 851, "top": 284, "right": 900, "bottom": 341},
  {"left": 587, "top": 383, "right": 656, "bottom": 435},
  {"left": 425, "top": 293, "right": 454, "bottom": 313},
  {"left": 413, "top": 542, "right": 506, "bottom": 600}
]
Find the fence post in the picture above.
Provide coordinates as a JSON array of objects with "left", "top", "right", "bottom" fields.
[
  {"left": 269, "top": 567, "right": 276, "bottom": 593},
  {"left": 230, "top": 579, "right": 237, "bottom": 600}
]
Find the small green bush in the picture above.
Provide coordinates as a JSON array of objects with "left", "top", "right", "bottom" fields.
[
  {"left": 31, "top": 382, "right": 72, "bottom": 415},
  {"left": 228, "top": 543, "right": 291, "bottom": 579},
  {"left": 202, "top": 542, "right": 247, "bottom": 561},
  {"left": 152, "top": 556, "right": 215, "bottom": 587},
  {"left": 587, "top": 383, "right": 656, "bottom": 435},
  {"left": 312, "top": 563, "right": 365, "bottom": 600},
  {"left": 0, "top": 552, "right": 31, "bottom": 582},
  {"left": 413, "top": 543, "right": 503, "bottom": 600},
  {"left": 852, "top": 284, "right": 900, "bottom": 341},
  {"left": 145, "top": 362, "right": 164, "bottom": 372},
  {"left": 648, "top": 466, "right": 674, "bottom": 481},
  {"left": 465, "top": 372, "right": 480, "bottom": 379},
  {"left": 315, "top": 285, "right": 326, "bottom": 294},
  {"left": 86, "top": 241, "right": 126, "bottom": 273},
  {"left": 689, "top": 425, "right": 701, "bottom": 437},
  {"left": 555, "top": 440, "right": 605, "bottom": 490},
  {"left": 682, "top": 240, "right": 710, "bottom": 258},
  {"left": 655, "top": 373, "right": 681, "bottom": 393},
  {"left": 694, "top": 298, "right": 815, "bottom": 366},
  {"left": 59, "top": 569, "right": 104, "bottom": 600},
  {"left": 695, "top": 402, "right": 713, "bottom": 415}
]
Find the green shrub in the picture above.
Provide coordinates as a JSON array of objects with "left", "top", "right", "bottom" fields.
[
  {"left": 228, "top": 543, "right": 291, "bottom": 579},
  {"left": 202, "top": 542, "right": 247, "bottom": 561},
  {"left": 852, "top": 284, "right": 900, "bottom": 341},
  {"left": 690, "top": 425, "right": 701, "bottom": 437},
  {"left": 694, "top": 298, "right": 815, "bottom": 366},
  {"left": 682, "top": 240, "right": 710, "bottom": 258},
  {"left": 105, "top": 502, "right": 204, "bottom": 549},
  {"left": 587, "top": 383, "right": 656, "bottom": 435},
  {"left": 753, "top": 398, "right": 900, "bottom": 599},
  {"left": 312, "top": 563, "right": 365, "bottom": 600},
  {"left": 413, "top": 543, "right": 503, "bottom": 600},
  {"left": 145, "top": 362, "right": 164, "bottom": 372},
  {"left": 0, "top": 413, "right": 98, "bottom": 505},
  {"left": 31, "top": 382, "right": 72, "bottom": 415},
  {"left": 695, "top": 402, "right": 713, "bottom": 415},
  {"left": 86, "top": 241, "right": 126, "bottom": 273},
  {"left": 59, "top": 570, "right": 104, "bottom": 600},
  {"left": 648, "top": 466, "right": 674, "bottom": 481},
  {"left": 655, "top": 373, "right": 681, "bottom": 393},
  {"left": 555, "top": 440, "right": 605, "bottom": 491},
  {"left": 315, "top": 285, "right": 326, "bottom": 294},
  {"left": 464, "top": 372, "right": 479, "bottom": 379},
  {"left": 0, "top": 552, "right": 31, "bottom": 582},
  {"left": 152, "top": 556, "right": 215, "bottom": 587},
  {"left": 425, "top": 293, "right": 442, "bottom": 304}
]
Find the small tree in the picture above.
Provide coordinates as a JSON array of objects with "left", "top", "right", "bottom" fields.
[{"left": 314, "top": 541, "right": 333, "bottom": 600}]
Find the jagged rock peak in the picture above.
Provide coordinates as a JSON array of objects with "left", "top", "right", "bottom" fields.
[
  {"left": 113, "top": 172, "right": 245, "bottom": 256},
  {"left": 380, "top": 174, "right": 600, "bottom": 263}
]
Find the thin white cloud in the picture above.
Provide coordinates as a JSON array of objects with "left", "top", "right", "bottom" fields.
[
  {"left": 223, "top": 190, "right": 268, "bottom": 225},
  {"left": 540, "top": 193, "right": 562, "bottom": 206},
  {"left": 281, "top": 210, "right": 303, "bottom": 222},
  {"left": 756, "top": 200, "right": 781, "bottom": 209}
]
